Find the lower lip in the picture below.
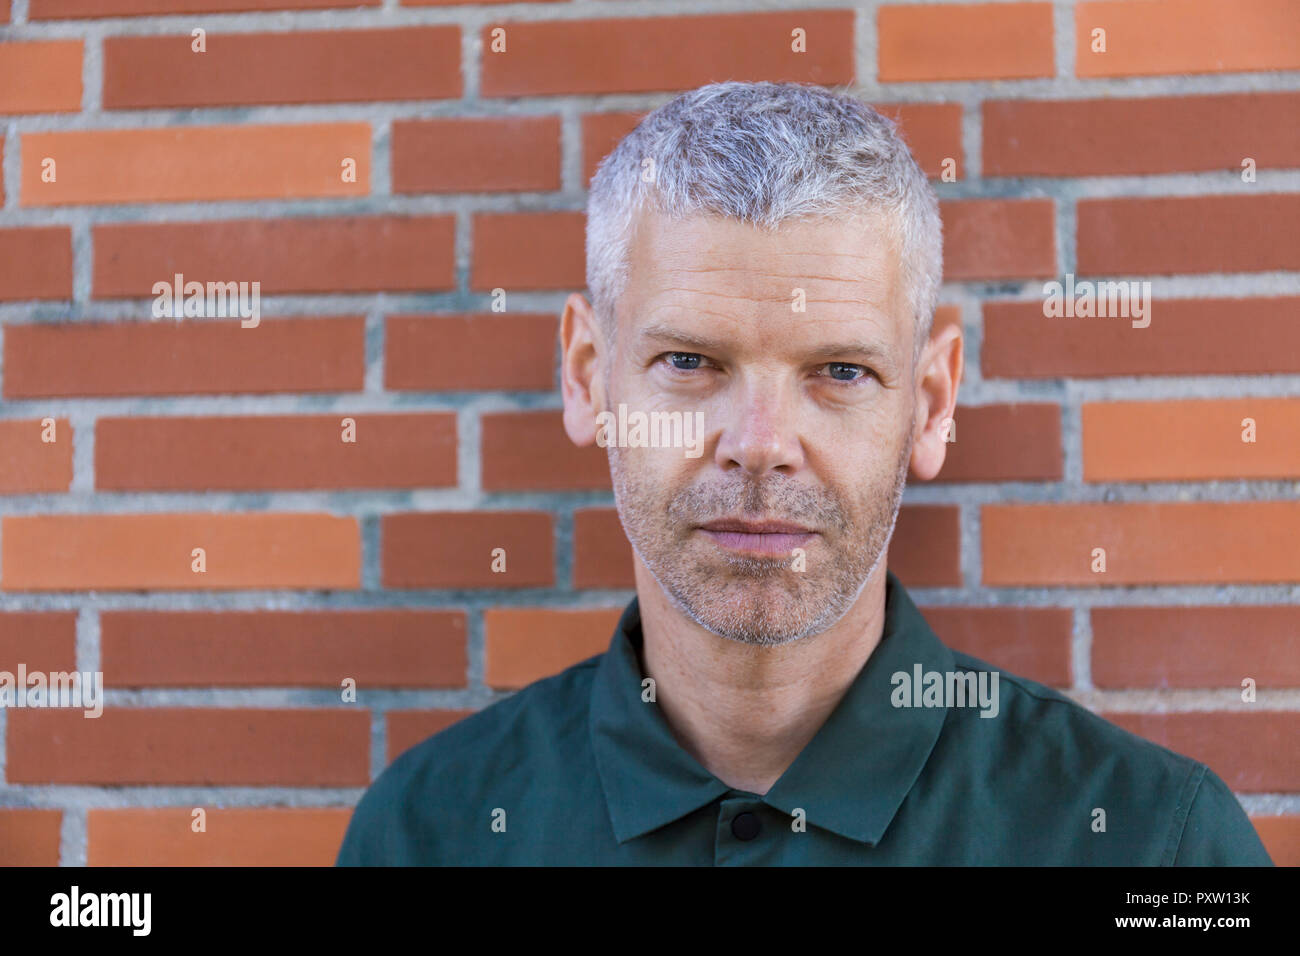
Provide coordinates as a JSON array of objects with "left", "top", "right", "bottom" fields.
[{"left": 699, "top": 528, "right": 816, "bottom": 556}]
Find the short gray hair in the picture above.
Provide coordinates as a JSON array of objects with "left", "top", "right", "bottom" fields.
[{"left": 585, "top": 81, "right": 943, "bottom": 361}]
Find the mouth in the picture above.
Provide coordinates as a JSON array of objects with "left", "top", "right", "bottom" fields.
[{"left": 697, "top": 517, "right": 817, "bottom": 557}]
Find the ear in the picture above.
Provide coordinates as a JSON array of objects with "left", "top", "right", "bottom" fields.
[
  {"left": 908, "top": 310, "right": 964, "bottom": 481},
  {"left": 560, "top": 292, "right": 608, "bottom": 447}
]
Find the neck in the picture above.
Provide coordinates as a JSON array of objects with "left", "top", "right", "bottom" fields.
[{"left": 635, "top": 562, "right": 889, "bottom": 795}]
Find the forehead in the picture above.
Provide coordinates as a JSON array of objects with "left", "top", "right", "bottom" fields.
[{"left": 619, "top": 207, "right": 906, "bottom": 351}]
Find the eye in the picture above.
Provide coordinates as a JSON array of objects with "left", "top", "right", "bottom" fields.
[
  {"left": 663, "top": 352, "right": 708, "bottom": 372},
  {"left": 821, "top": 362, "right": 873, "bottom": 383}
]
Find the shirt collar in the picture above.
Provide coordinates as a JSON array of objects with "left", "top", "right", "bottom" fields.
[{"left": 589, "top": 569, "right": 954, "bottom": 846}]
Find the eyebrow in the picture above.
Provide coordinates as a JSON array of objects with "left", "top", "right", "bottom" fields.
[{"left": 636, "top": 322, "right": 898, "bottom": 370}]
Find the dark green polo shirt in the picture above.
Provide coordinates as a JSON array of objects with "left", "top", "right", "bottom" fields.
[{"left": 336, "top": 571, "right": 1272, "bottom": 866}]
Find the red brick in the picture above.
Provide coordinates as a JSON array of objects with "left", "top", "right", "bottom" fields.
[
  {"left": 0, "top": 810, "right": 62, "bottom": 866},
  {"left": 470, "top": 211, "right": 586, "bottom": 291},
  {"left": 485, "top": 607, "right": 622, "bottom": 689},
  {"left": 32, "top": 0, "right": 377, "bottom": 16},
  {"left": 385, "top": 313, "right": 557, "bottom": 392},
  {"left": 1078, "top": 195, "right": 1300, "bottom": 275},
  {"left": 0, "top": 417, "right": 74, "bottom": 494},
  {"left": 923, "top": 606, "right": 1072, "bottom": 686},
  {"left": 0, "top": 227, "right": 73, "bottom": 301},
  {"left": 878, "top": 2, "right": 1054, "bottom": 82},
  {"left": 480, "top": 11, "right": 854, "bottom": 97},
  {"left": 393, "top": 117, "right": 560, "bottom": 194},
  {"left": 1251, "top": 816, "right": 1300, "bottom": 867},
  {"left": 1104, "top": 712, "right": 1299, "bottom": 792},
  {"left": 382, "top": 511, "right": 554, "bottom": 589},
  {"left": 1092, "top": 606, "right": 1300, "bottom": 689},
  {"left": 984, "top": 93, "right": 1300, "bottom": 177},
  {"left": 88, "top": 808, "right": 351, "bottom": 867},
  {"left": 3, "top": 316, "right": 364, "bottom": 399},
  {"left": 0, "top": 41, "right": 82, "bottom": 113},
  {"left": 573, "top": 508, "right": 634, "bottom": 590},
  {"left": 890, "top": 505, "right": 962, "bottom": 588},
  {"left": 481, "top": 410, "right": 611, "bottom": 492},
  {"left": 386, "top": 709, "right": 475, "bottom": 763},
  {"left": 1, "top": 513, "right": 360, "bottom": 591},
  {"left": 93, "top": 216, "right": 455, "bottom": 298},
  {"left": 100, "top": 610, "right": 467, "bottom": 688},
  {"left": 0, "top": 611, "right": 77, "bottom": 674},
  {"left": 983, "top": 502, "right": 1300, "bottom": 587},
  {"left": 104, "top": 28, "right": 459, "bottom": 109},
  {"left": 6, "top": 708, "right": 370, "bottom": 786},
  {"left": 982, "top": 296, "right": 1300, "bottom": 379},
  {"left": 1075, "top": 0, "right": 1300, "bottom": 77},
  {"left": 23, "top": 124, "right": 370, "bottom": 206},
  {"left": 1083, "top": 399, "right": 1300, "bottom": 482},
  {"left": 95, "top": 413, "right": 456, "bottom": 491},
  {"left": 922, "top": 403, "right": 1061, "bottom": 483},
  {"left": 941, "top": 199, "right": 1056, "bottom": 280}
]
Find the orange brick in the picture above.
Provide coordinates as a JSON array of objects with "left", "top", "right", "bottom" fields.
[
  {"left": 1078, "top": 195, "right": 1300, "bottom": 275},
  {"left": 32, "top": 0, "right": 377, "bottom": 16},
  {"left": 385, "top": 313, "right": 558, "bottom": 392},
  {"left": 573, "top": 508, "right": 635, "bottom": 590},
  {"left": 0, "top": 810, "right": 62, "bottom": 866},
  {"left": 0, "top": 417, "right": 74, "bottom": 494},
  {"left": 382, "top": 511, "right": 554, "bottom": 589},
  {"left": 470, "top": 211, "right": 586, "bottom": 291},
  {"left": 3, "top": 317, "right": 365, "bottom": 398},
  {"left": 104, "top": 28, "right": 459, "bottom": 108},
  {"left": 93, "top": 216, "right": 455, "bottom": 297},
  {"left": 878, "top": 2, "right": 1054, "bottom": 82},
  {"left": 88, "top": 808, "right": 352, "bottom": 867},
  {"left": 1104, "top": 712, "right": 1299, "bottom": 792},
  {"left": 480, "top": 11, "right": 854, "bottom": 97},
  {"left": 1083, "top": 399, "right": 1300, "bottom": 481},
  {"left": 1092, "top": 606, "right": 1300, "bottom": 689},
  {"left": 95, "top": 413, "right": 457, "bottom": 490},
  {"left": 984, "top": 93, "right": 1300, "bottom": 177},
  {"left": 890, "top": 505, "right": 962, "bottom": 588},
  {"left": 1075, "top": 0, "right": 1300, "bottom": 77},
  {"left": 923, "top": 606, "right": 1072, "bottom": 687},
  {"left": 1251, "top": 816, "right": 1300, "bottom": 867},
  {"left": 0, "top": 227, "right": 73, "bottom": 301},
  {"left": 0, "top": 611, "right": 77, "bottom": 674},
  {"left": 387, "top": 709, "right": 476, "bottom": 763},
  {"left": 393, "top": 117, "right": 560, "bottom": 194},
  {"left": 983, "top": 502, "right": 1300, "bottom": 586},
  {"left": 23, "top": 124, "right": 369, "bottom": 206},
  {"left": 1, "top": 513, "right": 360, "bottom": 591},
  {"left": 100, "top": 609, "right": 467, "bottom": 688},
  {"left": 480, "top": 410, "right": 611, "bottom": 492},
  {"left": 485, "top": 607, "right": 623, "bottom": 689},
  {"left": 925, "top": 403, "right": 1062, "bottom": 483},
  {"left": 982, "top": 296, "right": 1300, "bottom": 379},
  {"left": 6, "top": 708, "right": 370, "bottom": 786},
  {"left": 0, "top": 41, "right": 82, "bottom": 114},
  {"left": 941, "top": 199, "right": 1057, "bottom": 280}
]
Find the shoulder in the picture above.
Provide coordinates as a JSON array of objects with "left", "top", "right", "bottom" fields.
[{"left": 335, "top": 652, "right": 603, "bottom": 866}]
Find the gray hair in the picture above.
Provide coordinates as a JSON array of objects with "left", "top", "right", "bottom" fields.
[{"left": 585, "top": 81, "right": 943, "bottom": 363}]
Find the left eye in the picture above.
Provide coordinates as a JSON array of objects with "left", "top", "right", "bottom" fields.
[{"left": 824, "top": 363, "right": 869, "bottom": 382}]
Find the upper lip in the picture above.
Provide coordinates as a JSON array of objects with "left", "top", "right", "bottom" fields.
[{"left": 699, "top": 517, "right": 814, "bottom": 534}]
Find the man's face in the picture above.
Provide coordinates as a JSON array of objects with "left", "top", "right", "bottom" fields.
[{"left": 599, "top": 208, "right": 919, "bottom": 646}]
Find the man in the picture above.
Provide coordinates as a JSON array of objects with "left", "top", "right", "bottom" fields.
[{"left": 337, "top": 81, "right": 1272, "bottom": 865}]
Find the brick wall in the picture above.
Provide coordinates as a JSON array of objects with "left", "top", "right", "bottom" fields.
[{"left": 0, "top": 0, "right": 1297, "bottom": 866}]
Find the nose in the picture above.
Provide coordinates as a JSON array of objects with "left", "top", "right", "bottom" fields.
[{"left": 713, "top": 377, "right": 806, "bottom": 478}]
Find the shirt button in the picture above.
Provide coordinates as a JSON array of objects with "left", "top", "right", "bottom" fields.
[{"left": 730, "top": 811, "right": 761, "bottom": 841}]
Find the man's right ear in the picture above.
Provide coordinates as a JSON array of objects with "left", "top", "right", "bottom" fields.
[{"left": 560, "top": 292, "right": 605, "bottom": 447}]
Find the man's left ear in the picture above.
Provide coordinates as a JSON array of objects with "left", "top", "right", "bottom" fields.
[{"left": 908, "top": 310, "right": 964, "bottom": 482}]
